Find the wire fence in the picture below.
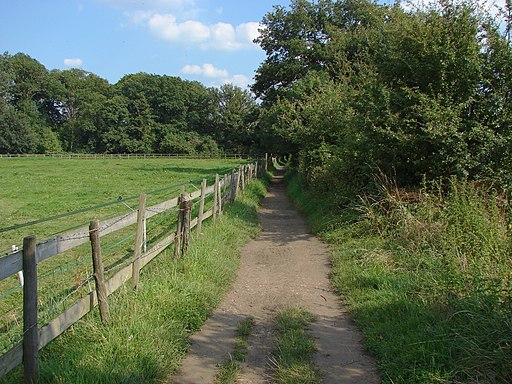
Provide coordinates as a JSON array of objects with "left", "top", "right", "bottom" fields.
[
  {"left": 0, "top": 158, "right": 267, "bottom": 379},
  {"left": 0, "top": 153, "right": 255, "bottom": 159}
]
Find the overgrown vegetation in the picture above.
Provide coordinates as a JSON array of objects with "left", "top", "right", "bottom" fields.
[
  {"left": 271, "top": 307, "right": 319, "bottom": 384},
  {"left": 256, "top": 0, "right": 512, "bottom": 193},
  {"left": 0, "top": 178, "right": 268, "bottom": 384},
  {"left": 214, "top": 316, "right": 256, "bottom": 384},
  {"left": 287, "top": 171, "right": 512, "bottom": 383},
  {"left": 258, "top": 2, "right": 512, "bottom": 380}
]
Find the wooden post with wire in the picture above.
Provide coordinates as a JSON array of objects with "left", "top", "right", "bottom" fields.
[
  {"left": 181, "top": 198, "right": 192, "bottom": 255},
  {"left": 174, "top": 186, "right": 185, "bottom": 257},
  {"left": 22, "top": 235, "right": 39, "bottom": 384},
  {"left": 89, "top": 220, "right": 110, "bottom": 324},
  {"left": 196, "top": 178, "right": 207, "bottom": 236},
  {"left": 230, "top": 170, "right": 237, "bottom": 203},
  {"left": 217, "top": 174, "right": 223, "bottom": 215},
  {"left": 132, "top": 193, "right": 147, "bottom": 289},
  {"left": 223, "top": 174, "right": 228, "bottom": 205},
  {"left": 213, "top": 174, "right": 219, "bottom": 220},
  {"left": 240, "top": 165, "right": 245, "bottom": 191}
]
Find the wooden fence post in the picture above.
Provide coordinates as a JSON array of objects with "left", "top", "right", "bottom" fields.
[
  {"left": 89, "top": 220, "right": 110, "bottom": 324},
  {"left": 132, "top": 193, "right": 147, "bottom": 289},
  {"left": 23, "top": 236, "right": 39, "bottom": 384},
  {"left": 235, "top": 168, "right": 241, "bottom": 196},
  {"left": 213, "top": 174, "right": 219, "bottom": 220},
  {"left": 248, "top": 163, "right": 253, "bottom": 181},
  {"left": 217, "top": 174, "right": 223, "bottom": 215},
  {"left": 174, "top": 187, "right": 185, "bottom": 257},
  {"left": 230, "top": 170, "right": 237, "bottom": 203},
  {"left": 180, "top": 198, "right": 192, "bottom": 256},
  {"left": 265, "top": 153, "right": 268, "bottom": 171},
  {"left": 196, "top": 178, "right": 207, "bottom": 236},
  {"left": 240, "top": 165, "right": 245, "bottom": 191},
  {"left": 223, "top": 174, "right": 228, "bottom": 206}
]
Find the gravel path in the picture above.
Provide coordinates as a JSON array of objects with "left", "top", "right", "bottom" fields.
[{"left": 172, "top": 169, "right": 380, "bottom": 384}]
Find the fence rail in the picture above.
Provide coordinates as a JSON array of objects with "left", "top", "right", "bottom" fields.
[
  {"left": 0, "top": 158, "right": 266, "bottom": 381},
  {"left": 0, "top": 153, "right": 254, "bottom": 160}
]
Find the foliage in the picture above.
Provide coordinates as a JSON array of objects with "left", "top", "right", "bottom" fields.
[
  {"left": 254, "top": 0, "right": 512, "bottom": 192},
  {"left": 0, "top": 54, "right": 261, "bottom": 155}
]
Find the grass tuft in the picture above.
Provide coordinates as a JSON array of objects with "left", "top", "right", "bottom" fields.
[
  {"left": 272, "top": 307, "right": 319, "bottom": 384},
  {"left": 215, "top": 316, "right": 256, "bottom": 384}
]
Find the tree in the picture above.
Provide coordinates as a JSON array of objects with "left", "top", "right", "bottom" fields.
[{"left": 211, "top": 84, "right": 260, "bottom": 152}]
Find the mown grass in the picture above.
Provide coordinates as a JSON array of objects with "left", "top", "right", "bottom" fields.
[
  {"left": 214, "top": 316, "right": 255, "bottom": 384},
  {"left": 286, "top": 170, "right": 512, "bottom": 384},
  {"left": 271, "top": 307, "right": 319, "bottom": 384},
  {"left": 0, "top": 177, "right": 268, "bottom": 383}
]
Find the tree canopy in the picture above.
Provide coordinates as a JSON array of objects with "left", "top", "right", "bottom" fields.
[
  {"left": 253, "top": 0, "right": 512, "bottom": 194},
  {"left": 0, "top": 54, "right": 261, "bottom": 155}
]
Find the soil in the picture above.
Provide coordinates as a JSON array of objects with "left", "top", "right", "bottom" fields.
[{"left": 171, "top": 168, "right": 380, "bottom": 384}]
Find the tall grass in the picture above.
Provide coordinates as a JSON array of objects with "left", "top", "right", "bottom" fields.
[
  {"left": 0, "top": 179, "right": 268, "bottom": 384},
  {"left": 286, "top": 170, "right": 512, "bottom": 383}
]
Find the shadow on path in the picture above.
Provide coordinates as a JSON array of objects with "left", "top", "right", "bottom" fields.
[{"left": 171, "top": 168, "right": 380, "bottom": 384}]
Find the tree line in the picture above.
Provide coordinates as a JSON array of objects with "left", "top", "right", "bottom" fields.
[
  {"left": 253, "top": 0, "right": 512, "bottom": 195},
  {"left": 0, "top": 53, "right": 260, "bottom": 155}
]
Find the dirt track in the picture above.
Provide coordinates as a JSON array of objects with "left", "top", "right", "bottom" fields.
[{"left": 172, "top": 169, "right": 380, "bottom": 383}]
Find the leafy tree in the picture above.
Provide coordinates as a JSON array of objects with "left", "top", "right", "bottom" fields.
[
  {"left": 255, "top": 0, "right": 512, "bottom": 192},
  {"left": 210, "top": 84, "right": 260, "bottom": 152}
]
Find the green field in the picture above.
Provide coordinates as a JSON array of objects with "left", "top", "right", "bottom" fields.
[
  {"left": 0, "top": 156, "right": 250, "bottom": 372},
  {"left": 0, "top": 157, "right": 245, "bottom": 252}
]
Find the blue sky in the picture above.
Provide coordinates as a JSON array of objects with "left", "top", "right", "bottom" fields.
[
  {"left": 0, "top": 0, "right": 291, "bottom": 87},
  {"left": 0, "top": 0, "right": 505, "bottom": 88}
]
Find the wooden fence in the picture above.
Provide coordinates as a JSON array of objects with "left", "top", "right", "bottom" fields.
[
  {"left": 0, "top": 153, "right": 254, "bottom": 160},
  {"left": 0, "top": 159, "right": 265, "bottom": 382}
]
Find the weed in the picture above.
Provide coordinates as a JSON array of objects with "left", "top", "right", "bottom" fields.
[{"left": 215, "top": 316, "right": 255, "bottom": 384}]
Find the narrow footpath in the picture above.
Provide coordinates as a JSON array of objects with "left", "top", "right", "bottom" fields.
[{"left": 172, "top": 169, "right": 380, "bottom": 383}]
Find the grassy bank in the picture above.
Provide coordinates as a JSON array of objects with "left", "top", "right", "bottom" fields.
[
  {"left": 286, "top": 171, "right": 512, "bottom": 384},
  {"left": 1, "top": 177, "right": 268, "bottom": 383}
]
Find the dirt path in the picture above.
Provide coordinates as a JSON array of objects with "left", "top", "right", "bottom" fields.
[{"left": 172, "top": 169, "right": 380, "bottom": 384}]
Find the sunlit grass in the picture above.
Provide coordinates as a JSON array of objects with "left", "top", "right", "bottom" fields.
[{"left": 0, "top": 178, "right": 268, "bottom": 383}]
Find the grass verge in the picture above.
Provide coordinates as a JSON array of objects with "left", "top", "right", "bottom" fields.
[
  {"left": 286, "top": 170, "right": 512, "bottom": 383},
  {"left": 0, "top": 178, "right": 268, "bottom": 384},
  {"left": 214, "top": 316, "right": 255, "bottom": 384},
  {"left": 272, "top": 307, "right": 319, "bottom": 384}
]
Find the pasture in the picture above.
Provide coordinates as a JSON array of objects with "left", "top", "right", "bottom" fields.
[
  {"left": 0, "top": 156, "right": 252, "bottom": 381},
  {"left": 0, "top": 156, "right": 244, "bottom": 252}
]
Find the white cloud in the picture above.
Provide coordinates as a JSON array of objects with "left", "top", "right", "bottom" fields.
[
  {"left": 182, "top": 64, "right": 202, "bottom": 75},
  {"left": 223, "top": 74, "right": 251, "bottom": 88},
  {"left": 182, "top": 63, "right": 228, "bottom": 78},
  {"left": 146, "top": 13, "right": 261, "bottom": 51},
  {"left": 149, "top": 13, "right": 210, "bottom": 42},
  {"left": 182, "top": 63, "right": 252, "bottom": 88},
  {"left": 63, "top": 58, "right": 83, "bottom": 67}
]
